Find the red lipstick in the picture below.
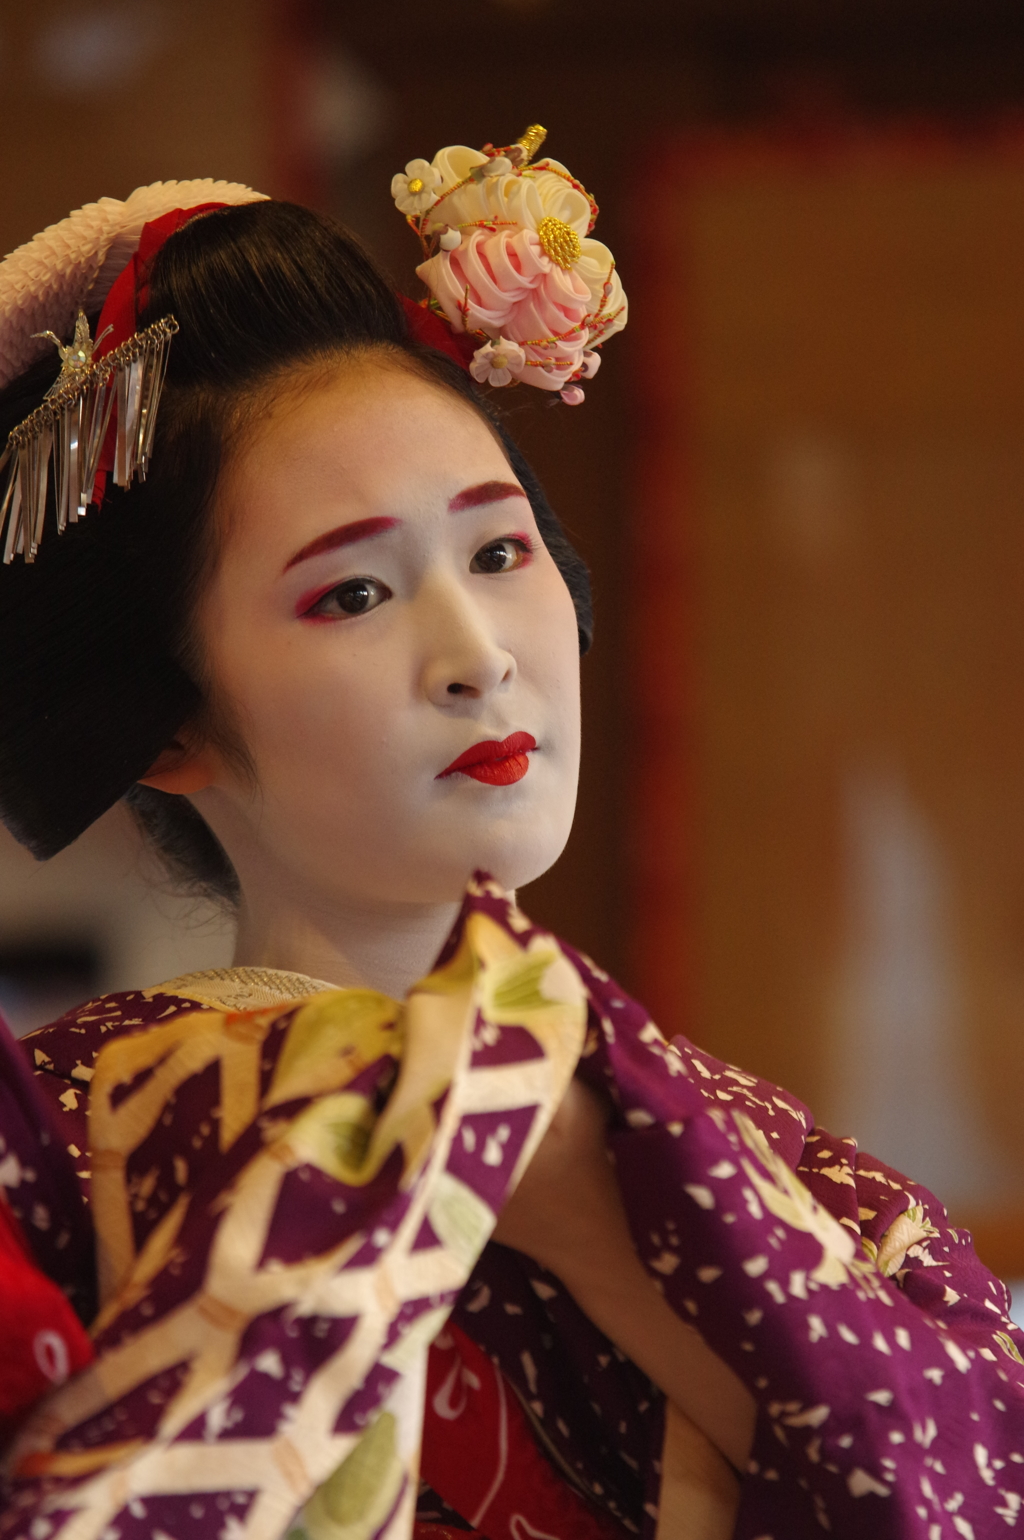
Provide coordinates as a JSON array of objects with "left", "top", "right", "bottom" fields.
[{"left": 437, "top": 732, "right": 537, "bottom": 786}]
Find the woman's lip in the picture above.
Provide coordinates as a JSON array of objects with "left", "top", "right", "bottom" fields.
[{"left": 437, "top": 732, "right": 537, "bottom": 784}]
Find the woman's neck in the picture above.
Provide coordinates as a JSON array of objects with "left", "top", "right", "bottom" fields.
[{"left": 230, "top": 886, "right": 463, "bottom": 1001}]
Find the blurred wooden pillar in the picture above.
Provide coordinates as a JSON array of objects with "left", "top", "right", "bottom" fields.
[{"left": 630, "top": 126, "right": 1024, "bottom": 1248}]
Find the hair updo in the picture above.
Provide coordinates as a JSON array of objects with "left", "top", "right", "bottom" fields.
[{"left": 0, "top": 201, "right": 592, "bottom": 904}]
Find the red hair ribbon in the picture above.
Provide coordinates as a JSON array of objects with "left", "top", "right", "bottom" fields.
[
  {"left": 399, "top": 294, "right": 477, "bottom": 371},
  {"left": 87, "top": 203, "right": 229, "bottom": 509},
  {"left": 85, "top": 210, "right": 478, "bottom": 511},
  {"left": 94, "top": 202, "right": 229, "bottom": 361}
]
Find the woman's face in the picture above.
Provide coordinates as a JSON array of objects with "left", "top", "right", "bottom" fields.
[{"left": 190, "top": 356, "right": 581, "bottom": 911}]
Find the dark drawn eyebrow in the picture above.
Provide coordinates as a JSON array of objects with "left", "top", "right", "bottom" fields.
[
  {"left": 284, "top": 481, "right": 526, "bottom": 572},
  {"left": 283, "top": 516, "right": 400, "bottom": 572},
  {"left": 448, "top": 480, "right": 528, "bottom": 512}
]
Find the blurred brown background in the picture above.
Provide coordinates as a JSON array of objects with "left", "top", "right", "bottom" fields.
[{"left": 4, "top": 0, "right": 1024, "bottom": 1271}]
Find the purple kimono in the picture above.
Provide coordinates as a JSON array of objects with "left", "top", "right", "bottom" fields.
[{"left": 2, "top": 876, "right": 1023, "bottom": 1539}]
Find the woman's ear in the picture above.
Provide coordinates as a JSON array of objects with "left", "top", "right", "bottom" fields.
[{"left": 138, "top": 730, "right": 218, "bottom": 796}]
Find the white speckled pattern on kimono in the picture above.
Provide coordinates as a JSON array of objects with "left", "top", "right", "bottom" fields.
[{"left": 3, "top": 878, "right": 1024, "bottom": 1539}]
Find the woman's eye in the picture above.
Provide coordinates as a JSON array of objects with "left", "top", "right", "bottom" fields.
[
  {"left": 470, "top": 537, "right": 532, "bottom": 575},
  {"left": 309, "top": 577, "right": 391, "bottom": 618}
]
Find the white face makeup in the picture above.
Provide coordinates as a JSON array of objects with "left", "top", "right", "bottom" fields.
[{"left": 188, "top": 356, "right": 582, "bottom": 914}]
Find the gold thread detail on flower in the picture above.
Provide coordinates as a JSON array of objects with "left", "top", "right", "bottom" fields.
[
  {"left": 394, "top": 130, "right": 627, "bottom": 402},
  {"left": 407, "top": 178, "right": 424, "bottom": 194},
  {"left": 537, "top": 216, "right": 581, "bottom": 270},
  {"left": 516, "top": 124, "right": 548, "bottom": 165}
]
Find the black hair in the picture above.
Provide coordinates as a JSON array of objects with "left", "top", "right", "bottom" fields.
[{"left": 0, "top": 201, "right": 592, "bottom": 903}]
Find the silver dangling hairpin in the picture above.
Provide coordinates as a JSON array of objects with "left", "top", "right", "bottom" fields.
[{"left": 0, "top": 309, "right": 178, "bottom": 563}]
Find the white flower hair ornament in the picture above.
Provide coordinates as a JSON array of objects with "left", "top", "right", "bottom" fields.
[{"left": 393, "top": 124, "right": 627, "bottom": 405}]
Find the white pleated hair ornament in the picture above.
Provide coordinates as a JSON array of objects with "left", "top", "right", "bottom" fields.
[
  {"left": 0, "top": 179, "right": 267, "bottom": 563},
  {"left": 392, "top": 124, "right": 628, "bottom": 405}
]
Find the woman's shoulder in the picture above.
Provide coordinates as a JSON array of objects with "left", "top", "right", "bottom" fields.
[
  {"left": 554, "top": 927, "right": 1020, "bottom": 1345},
  {"left": 19, "top": 967, "right": 337, "bottom": 1230},
  {"left": 24, "top": 983, "right": 217, "bottom": 1086},
  {"left": 20, "top": 985, "right": 220, "bottom": 1202},
  {"left": 24, "top": 965, "right": 338, "bottom": 1085},
  {"left": 553, "top": 931, "right": 815, "bottom": 1165}
]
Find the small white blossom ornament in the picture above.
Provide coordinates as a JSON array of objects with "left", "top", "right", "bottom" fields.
[
  {"left": 470, "top": 155, "right": 513, "bottom": 182},
  {"left": 391, "top": 159, "right": 442, "bottom": 217},
  {"left": 470, "top": 337, "right": 526, "bottom": 387}
]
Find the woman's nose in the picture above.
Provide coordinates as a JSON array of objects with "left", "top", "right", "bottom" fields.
[{"left": 420, "top": 579, "right": 516, "bottom": 704}]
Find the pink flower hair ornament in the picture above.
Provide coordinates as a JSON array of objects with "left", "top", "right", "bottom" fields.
[{"left": 393, "top": 124, "right": 627, "bottom": 405}]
